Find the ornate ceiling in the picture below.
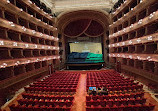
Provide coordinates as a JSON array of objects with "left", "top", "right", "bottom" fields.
[{"left": 40, "top": 0, "right": 118, "bottom": 14}]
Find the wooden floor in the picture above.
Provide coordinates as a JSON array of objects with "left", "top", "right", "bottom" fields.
[{"left": 1, "top": 71, "right": 158, "bottom": 111}]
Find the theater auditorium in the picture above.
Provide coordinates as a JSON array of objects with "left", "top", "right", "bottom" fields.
[{"left": 0, "top": 0, "right": 158, "bottom": 111}]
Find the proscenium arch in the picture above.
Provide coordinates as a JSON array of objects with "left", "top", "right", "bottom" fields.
[{"left": 56, "top": 9, "right": 111, "bottom": 35}]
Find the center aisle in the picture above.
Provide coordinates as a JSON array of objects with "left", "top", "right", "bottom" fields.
[{"left": 71, "top": 73, "right": 87, "bottom": 111}]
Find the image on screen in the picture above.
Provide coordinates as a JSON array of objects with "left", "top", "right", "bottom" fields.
[{"left": 89, "top": 87, "right": 96, "bottom": 91}]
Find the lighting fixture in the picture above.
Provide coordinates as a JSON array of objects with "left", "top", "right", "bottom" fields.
[
  {"left": 122, "top": 55, "right": 125, "bottom": 58},
  {"left": 0, "top": 41, "right": 4, "bottom": 45},
  {"left": 117, "top": 43, "right": 120, "bottom": 46},
  {"left": 122, "top": 42, "right": 125, "bottom": 45},
  {"left": 129, "top": 55, "right": 132, "bottom": 59},
  {"left": 38, "top": 19, "right": 41, "bottom": 21},
  {"left": 109, "top": 54, "right": 111, "bottom": 57},
  {"left": 22, "top": 26, "right": 26, "bottom": 31},
  {"left": 20, "top": 8, "right": 23, "bottom": 12},
  {"left": 48, "top": 46, "right": 50, "bottom": 49},
  {"left": 117, "top": 54, "right": 120, "bottom": 57},
  {"left": 28, "top": 0, "right": 32, "bottom": 4},
  {"left": 30, "top": 15, "right": 33, "bottom": 17},
  {"left": 131, "top": 8, "right": 133, "bottom": 11},
  {"left": 25, "top": 44, "right": 29, "bottom": 48},
  {"left": 52, "top": 36, "right": 54, "bottom": 39},
  {"left": 138, "top": 19, "right": 142, "bottom": 24},
  {"left": 113, "top": 33, "right": 115, "bottom": 36},
  {"left": 9, "top": 22, "right": 15, "bottom": 27},
  {"left": 129, "top": 40, "right": 132, "bottom": 44},
  {"left": 112, "top": 44, "right": 115, "bottom": 47},
  {"left": 147, "top": 36, "right": 152, "bottom": 40},
  {"left": 42, "top": 46, "right": 44, "bottom": 49},
  {"left": 140, "top": 0, "right": 143, "bottom": 3},
  {"left": 123, "top": 28, "right": 126, "bottom": 32},
  {"left": 32, "top": 30, "right": 36, "bottom": 34},
  {"left": 26, "top": 60, "right": 31, "bottom": 63},
  {"left": 137, "top": 38, "right": 141, "bottom": 43},
  {"left": 137, "top": 56, "right": 141, "bottom": 60},
  {"left": 108, "top": 45, "right": 111, "bottom": 48},
  {"left": 40, "top": 33, "right": 43, "bottom": 36},
  {"left": 149, "top": 12, "right": 154, "bottom": 19},
  {"left": 13, "top": 42, "right": 18, "bottom": 46},
  {"left": 7, "top": 0, "right": 10, "bottom": 3},
  {"left": 130, "top": 24, "right": 133, "bottom": 28},
  {"left": 34, "top": 45, "right": 37, "bottom": 48}
]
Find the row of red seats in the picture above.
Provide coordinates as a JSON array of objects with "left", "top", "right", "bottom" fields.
[
  {"left": 24, "top": 87, "right": 76, "bottom": 92},
  {"left": 22, "top": 93, "right": 74, "bottom": 101},
  {"left": 86, "top": 85, "right": 143, "bottom": 92},
  {"left": 86, "top": 92, "right": 144, "bottom": 101},
  {"left": 86, "top": 103, "right": 155, "bottom": 111},
  {"left": 18, "top": 98, "right": 72, "bottom": 107},
  {"left": 10, "top": 104, "right": 71, "bottom": 111},
  {"left": 86, "top": 98, "right": 146, "bottom": 107},
  {"left": 29, "top": 84, "right": 77, "bottom": 88}
]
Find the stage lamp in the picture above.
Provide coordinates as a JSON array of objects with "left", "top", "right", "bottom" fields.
[
  {"left": 30, "top": 15, "right": 33, "bottom": 17},
  {"left": 48, "top": 46, "right": 50, "bottom": 49},
  {"left": 52, "top": 36, "right": 54, "bottom": 39},
  {"left": 117, "top": 43, "right": 120, "bottom": 46},
  {"left": 131, "top": 8, "right": 133, "bottom": 11},
  {"left": 122, "top": 42, "right": 125, "bottom": 45}
]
